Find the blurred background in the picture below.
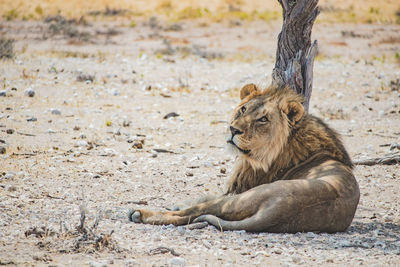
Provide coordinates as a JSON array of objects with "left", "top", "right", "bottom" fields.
[{"left": 1, "top": 0, "right": 399, "bottom": 24}]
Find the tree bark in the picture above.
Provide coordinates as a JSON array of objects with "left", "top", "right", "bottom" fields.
[{"left": 272, "top": 0, "right": 320, "bottom": 111}]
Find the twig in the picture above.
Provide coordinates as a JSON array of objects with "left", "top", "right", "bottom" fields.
[
  {"left": 124, "top": 200, "right": 148, "bottom": 205},
  {"left": 149, "top": 246, "right": 180, "bottom": 256},
  {"left": 16, "top": 131, "right": 36, "bottom": 136},
  {"left": 44, "top": 192, "right": 64, "bottom": 200},
  {"left": 354, "top": 152, "right": 400, "bottom": 166}
]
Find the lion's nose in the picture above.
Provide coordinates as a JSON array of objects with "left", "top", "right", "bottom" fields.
[{"left": 230, "top": 126, "right": 243, "bottom": 136}]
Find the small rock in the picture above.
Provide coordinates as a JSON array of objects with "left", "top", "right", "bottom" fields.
[
  {"left": 89, "top": 261, "right": 108, "bottom": 267},
  {"left": 125, "top": 259, "right": 137, "bottom": 266},
  {"left": 132, "top": 142, "right": 143, "bottom": 149},
  {"left": 338, "top": 239, "right": 351, "bottom": 247},
  {"left": 220, "top": 167, "right": 226, "bottom": 174},
  {"left": 112, "top": 89, "right": 120, "bottom": 96},
  {"left": 390, "top": 143, "right": 400, "bottom": 151},
  {"left": 186, "top": 172, "right": 194, "bottom": 177},
  {"left": 292, "top": 256, "right": 303, "bottom": 264},
  {"left": 75, "top": 140, "right": 88, "bottom": 147},
  {"left": 306, "top": 232, "right": 316, "bottom": 239},
  {"left": 336, "top": 92, "right": 344, "bottom": 99},
  {"left": 24, "top": 87, "right": 35, "bottom": 97},
  {"left": 7, "top": 185, "right": 17, "bottom": 192},
  {"left": 168, "top": 257, "right": 186, "bottom": 266},
  {"left": 101, "top": 148, "right": 116, "bottom": 156},
  {"left": 50, "top": 109, "right": 61, "bottom": 115},
  {"left": 3, "top": 172, "right": 15, "bottom": 180},
  {"left": 0, "top": 90, "right": 7, "bottom": 96},
  {"left": 113, "top": 128, "right": 121, "bottom": 135},
  {"left": 73, "top": 126, "right": 81, "bottom": 131},
  {"left": 46, "top": 129, "right": 56, "bottom": 134},
  {"left": 123, "top": 120, "right": 131, "bottom": 127},
  {"left": 0, "top": 146, "right": 6, "bottom": 154},
  {"left": 366, "top": 144, "right": 374, "bottom": 152},
  {"left": 26, "top": 117, "right": 37, "bottom": 122},
  {"left": 6, "top": 129, "right": 14, "bottom": 134}
]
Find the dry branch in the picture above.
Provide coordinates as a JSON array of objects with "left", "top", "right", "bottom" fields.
[
  {"left": 272, "top": 0, "right": 320, "bottom": 111},
  {"left": 354, "top": 152, "right": 400, "bottom": 166}
]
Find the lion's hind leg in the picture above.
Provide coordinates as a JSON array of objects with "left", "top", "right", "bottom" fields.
[{"left": 193, "top": 212, "right": 271, "bottom": 232}]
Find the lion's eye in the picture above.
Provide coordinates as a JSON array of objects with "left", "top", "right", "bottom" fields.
[
  {"left": 241, "top": 106, "right": 246, "bottom": 113},
  {"left": 257, "top": 116, "right": 268, "bottom": 123}
]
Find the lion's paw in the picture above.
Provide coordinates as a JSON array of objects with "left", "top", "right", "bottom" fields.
[{"left": 128, "top": 209, "right": 142, "bottom": 223}]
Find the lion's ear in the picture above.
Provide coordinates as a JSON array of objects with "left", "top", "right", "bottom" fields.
[
  {"left": 281, "top": 101, "right": 304, "bottom": 125},
  {"left": 240, "top": 84, "right": 258, "bottom": 100}
]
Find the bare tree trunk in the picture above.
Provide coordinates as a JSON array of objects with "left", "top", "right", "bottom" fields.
[{"left": 272, "top": 0, "right": 320, "bottom": 111}]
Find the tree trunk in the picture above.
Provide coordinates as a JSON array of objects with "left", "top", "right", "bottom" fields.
[{"left": 272, "top": 0, "right": 320, "bottom": 111}]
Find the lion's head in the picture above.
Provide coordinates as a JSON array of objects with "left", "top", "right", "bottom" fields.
[{"left": 227, "top": 84, "right": 304, "bottom": 171}]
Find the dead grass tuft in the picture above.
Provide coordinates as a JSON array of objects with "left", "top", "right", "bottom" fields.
[{"left": 25, "top": 206, "right": 121, "bottom": 254}]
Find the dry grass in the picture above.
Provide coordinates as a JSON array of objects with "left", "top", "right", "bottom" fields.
[{"left": 0, "top": 0, "right": 399, "bottom": 24}]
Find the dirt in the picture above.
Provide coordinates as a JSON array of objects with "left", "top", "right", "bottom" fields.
[{"left": 1, "top": 18, "right": 400, "bottom": 266}]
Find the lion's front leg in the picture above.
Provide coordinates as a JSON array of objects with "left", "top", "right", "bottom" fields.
[{"left": 128, "top": 208, "right": 194, "bottom": 225}]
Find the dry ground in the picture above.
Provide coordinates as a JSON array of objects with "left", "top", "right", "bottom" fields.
[{"left": 1, "top": 11, "right": 400, "bottom": 267}]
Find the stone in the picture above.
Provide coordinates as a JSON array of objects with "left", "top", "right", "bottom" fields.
[
  {"left": 26, "top": 117, "right": 37, "bottom": 122},
  {"left": 75, "top": 140, "right": 88, "bottom": 147},
  {"left": 46, "top": 129, "right": 57, "bottom": 134},
  {"left": 0, "top": 90, "right": 7, "bottom": 96},
  {"left": 24, "top": 87, "right": 35, "bottom": 97},
  {"left": 0, "top": 146, "right": 6, "bottom": 154},
  {"left": 168, "top": 257, "right": 186, "bottom": 266},
  {"left": 125, "top": 259, "right": 137, "bottom": 266},
  {"left": 89, "top": 261, "right": 108, "bottom": 267},
  {"left": 50, "top": 109, "right": 61, "bottom": 115},
  {"left": 3, "top": 172, "right": 15, "bottom": 180}
]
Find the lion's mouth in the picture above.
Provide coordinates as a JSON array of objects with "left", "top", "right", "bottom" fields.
[{"left": 227, "top": 140, "right": 250, "bottom": 154}]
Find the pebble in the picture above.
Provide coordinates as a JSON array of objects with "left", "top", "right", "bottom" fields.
[
  {"left": 6, "top": 129, "right": 14, "bottom": 134},
  {"left": 3, "top": 172, "right": 15, "bottom": 180},
  {"left": 46, "top": 129, "right": 57, "bottom": 134},
  {"left": 75, "top": 140, "right": 88, "bottom": 147},
  {"left": 338, "top": 239, "right": 351, "bottom": 247},
  {"left": 125, "top": 259, "right": 137, "bottom": 266},
  {"left": 168, "top": 257, "right": 186, "bottom": 266},
  {"left": 112, "top": 89, "right": 120, "bottom": 96},
  {"left": 0, "top": 146, "right": 6, "bottom": 154},
  {"left": 100, "top": 148, "right": 116, "bottom": 156},
  {"left": 26, "top": 117, "right": 37, "bottom": 122},
  {"left": 24, "top": 87, "right": 35, "bottom": 97},
  {"left": 113, "top": 128, "right": 121, "bottom": 135},
  {"left": 132, "top": 142, "right": 143, "bottom": 149},
  {"left": 50, "top": 109, "right": 62, "bottom": 115},
  {"left": 0, "top": 90, "right": 7, "bottom": 96},
  {"left": 123, "top": 120, "right": 131, "bottom": 127},
  {"left": 306, "top": 232, "right": 316, "bottom": 239},
  {"left": 89, "top": 261, "right": 108, "bottom": 267}
]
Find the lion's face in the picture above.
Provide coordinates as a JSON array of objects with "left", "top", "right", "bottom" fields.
[{"left": 227, "top": 84, "right": 304, "bottom": 170}]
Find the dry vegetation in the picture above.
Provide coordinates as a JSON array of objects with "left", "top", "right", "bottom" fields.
[{"left": 0, "top": 0, "right": 399, "bottom": 24}]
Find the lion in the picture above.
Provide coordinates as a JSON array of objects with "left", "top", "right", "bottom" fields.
[{"left": 129, "top": 84, "right": 360, "bottom": 233}]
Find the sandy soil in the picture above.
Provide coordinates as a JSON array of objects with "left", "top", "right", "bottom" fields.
[{"left": 1, "top": 18, "right": 400, "bottom": 266}]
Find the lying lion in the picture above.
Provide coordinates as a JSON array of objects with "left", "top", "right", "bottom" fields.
[{"left": 129, "top": 84, "right": 360, "bottom": 233}]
